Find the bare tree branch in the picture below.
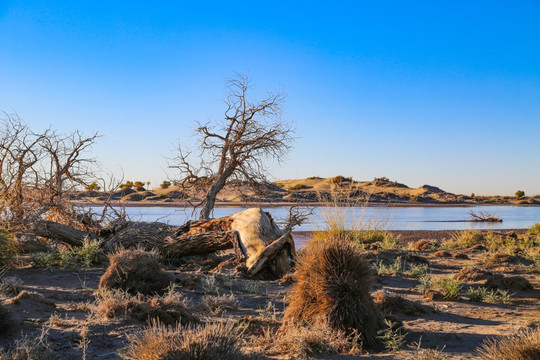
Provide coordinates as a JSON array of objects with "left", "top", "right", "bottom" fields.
[{"left": 170, "top": 74, "right": 295, "bottom": 220}]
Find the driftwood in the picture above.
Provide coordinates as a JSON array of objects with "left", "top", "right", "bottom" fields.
[{"left": 33, "top": 208, "right": 295, "bottom": 278}]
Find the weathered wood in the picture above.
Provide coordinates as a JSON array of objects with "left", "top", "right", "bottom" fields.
[
  {"left": 33, "top": 220, "right": 96, "bottom": 247},
  {"left": 247, "top": 230, "right": 292, "bottom": 276},
  {"left": 162, "top": 231, "right": 236, "bottom": 257}
]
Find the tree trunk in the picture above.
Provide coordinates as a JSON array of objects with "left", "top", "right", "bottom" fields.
[{"left": 33, "top": 220, "right": 97, "bottom": 247}]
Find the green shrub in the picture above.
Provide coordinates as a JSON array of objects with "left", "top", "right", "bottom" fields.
[
  {"left": 31, "top": 239, "right": 103, "bottom": 268},
  {"left": 160, "top": 180, "right": 171, "bottom": 189},
  {"left": 529, "top": 223, "right": 540, "bottom": 236},
  {"left": 84, "top": 182, "right": 101, "bottom": 191},
  {"left": 434, "top": 278, "right": 463, "bottom": 299},
  {"left": 515, "top": 190, "right": 525, "bottom": 198}
]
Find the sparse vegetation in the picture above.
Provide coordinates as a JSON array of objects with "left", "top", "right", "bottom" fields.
[
  {"left": 515, "top": 190, "right": 525, "bottom": 199},
  {"left": 434, "top": 278, "right": 463, "bottom": 300},
  {"left": 92, "top": 288, "right": 197, "bottom": 325}
]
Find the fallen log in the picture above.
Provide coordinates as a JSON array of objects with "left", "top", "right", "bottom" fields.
[
  {"left": 33, "top": 220, "right": 96, "bottom": 247},
  {"left": 33, "top": 208, "right": 295, "bottom": 278}
]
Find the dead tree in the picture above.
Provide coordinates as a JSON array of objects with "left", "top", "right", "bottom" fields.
[
  {"left": 0, "top": 112, "right": 101, "bottom": 234},
  {"left": 170, "top": 74, "right": 295, "bottom": 220}
]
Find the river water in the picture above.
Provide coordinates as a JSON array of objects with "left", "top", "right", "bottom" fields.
[{"left": 114, "top": 205, "right": 540, "bottom": 231}]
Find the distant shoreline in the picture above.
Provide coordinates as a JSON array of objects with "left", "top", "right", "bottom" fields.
[{"left": 73, "top": 200, "right": 540, "bottom": 208}]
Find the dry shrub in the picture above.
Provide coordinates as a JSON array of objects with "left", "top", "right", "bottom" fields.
[
  {"left": 454, "top": 267, "right": 492, "bottom": 281},
  {"left": 0, "top": 329, "right": 52, "bottom": 360},
  {"left": 255, "top": 320, "right": 361, "bottom": 358},
  {"left": 482, "top": 253, "right": 529, "bottom": 268},
  {"left": 413, "top": 239, "right": 436, "bottom": 251},
  {"left": 282, "top": 235, "right": 385, "bottom": 350},
  {"left": 373, "top": 290, "right": 425, "bottom": 315},
  {"left": 476, "top": 327, "right": 540, "bottom": 360},
  {"left": 433, "top": 250, "right": 451, "bottom": 258},
  {"left": 0, "top": 276, "right": 22, "bottom": 296},
  {"left": 93, "top": 288, "right": 197, "bottom": 325},
  {"left": 485, "top": 274, "right": 533, "bottom": 292},
  {"left": 120, "top": 320, "right": 252, "bottom": 360},
  {"left": 99, "top": 248, "right": 171, "bottom": 295}
]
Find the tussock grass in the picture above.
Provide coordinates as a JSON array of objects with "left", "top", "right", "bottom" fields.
[
  {"left": 282, "top": 235, "right": 385, "bottom": 350},
  {"left": 476, "top": 327, "right": 540, "bottom": 360},
  {"left": 99, "top": 247, "right": 171, "bottom": 295},
  {"left": 92, "top": 288, "right": 197, "bottom": 325},
  {"left": 120, "top": 320, "right": 252, "bottom": 360},
  {"left": 255, "top": 320, "right": 361, "bottom": 358}
]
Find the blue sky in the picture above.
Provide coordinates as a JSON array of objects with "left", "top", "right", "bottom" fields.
[{"left": 1, "top": 1, "right": 539, "bottom": 195}]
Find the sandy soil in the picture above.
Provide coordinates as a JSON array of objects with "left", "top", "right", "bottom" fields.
[{"left": 1, "top": 230, "right": 538, "bottom": 359}]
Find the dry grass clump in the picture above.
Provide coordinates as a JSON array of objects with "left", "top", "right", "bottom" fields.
[
  {"left": 485, "top": 274, "right": 533, "bottom": 292},
  {"left": 413, "top": 239, "right": 437, "bottom": 251},
  {"left": 120, "top": 320, "right": 252, "bottom": 360},
  {"left": 373, "top": 290, "right": 425, "bottom": 316},
  {"left": 99, "top": 247, "right": 172, "bottom": 295},
  {"left": 282, "top": 235, "right": 385, "bottom": 350},
  {"left": 476, "top": 327, "right": 540, "bottom": 360},
  {"left": 93, "top": 288, "right": 197, "bottom": 325},
  {"left": 255, "top": 320, "right": 361, "bottom": 358},
  {"left": 0, "top": 330, "right": 52, "bottom": 360},
  {"left": 200, "top": 294, "right": 239, "bottom": 315},
  {"left": 454, "top": 267, "right": 492, "bottom": 281}
]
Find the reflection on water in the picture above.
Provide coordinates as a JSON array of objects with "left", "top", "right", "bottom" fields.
[{"left": 107, "top": 205, "right": 540, "bottom": 231}]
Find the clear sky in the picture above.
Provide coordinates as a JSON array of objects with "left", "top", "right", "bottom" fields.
[{"left": 1, "top": 1, "right": 539, "bottom": 196}]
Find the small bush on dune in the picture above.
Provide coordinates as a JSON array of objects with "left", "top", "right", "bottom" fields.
[
  {"left": 93, "top": 288, "right": 197, "bottom": 325},
  {"left": 120, "top": 320, "right": 252, "bottom": 360},
  {"left": 282, "top": 235, "right": 386, "bottom": 350},
  {"left": 289, "top": 183, "right": 307, "bottom": 190},
  {"left": 476, "top": 327, "right": 540, "bottom": 360},
  {"left": 99, "top": 248, "right": 172, "bottom": 295}
]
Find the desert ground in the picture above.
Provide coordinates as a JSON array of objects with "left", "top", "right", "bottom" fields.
[{"left": 1, "top": 226, "right": 539, "bottom": 359}]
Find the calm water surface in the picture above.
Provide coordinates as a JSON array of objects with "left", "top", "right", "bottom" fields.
[{"left": 113, "top": 205, "right": 540, "bottom": 231}]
